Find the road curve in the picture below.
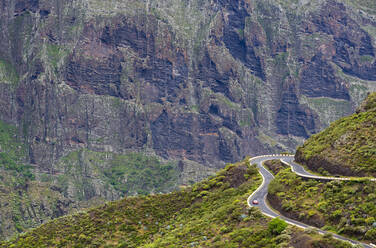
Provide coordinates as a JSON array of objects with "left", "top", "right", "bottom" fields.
[
  {"left": 247, "top": 154, "right": 374, "bottom": 248},
  {"left": 281, "top": 158, "right": 376, "bottom": 182}
]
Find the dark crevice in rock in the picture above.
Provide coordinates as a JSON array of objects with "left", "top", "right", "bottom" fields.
[
  {"left": 39, "top": 9, "right": 50, "bottom": 18},
  {"left": 14, "top": 0, "right": 39, "bottom": 15},
  {"left": 209, "top": 104, "right": 220, "bottom": 115}
]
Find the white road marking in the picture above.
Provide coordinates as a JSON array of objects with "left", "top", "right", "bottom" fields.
[{"left": 247, "top": 154, "right": 374, "bottom": 248}]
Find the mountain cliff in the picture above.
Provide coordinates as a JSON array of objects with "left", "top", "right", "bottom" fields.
[
  {"left": 0, "top": 0, "right": 376, "bottom": 238},
  {"left": 296, "top": 92, "right": 376, "bottom": 176}
]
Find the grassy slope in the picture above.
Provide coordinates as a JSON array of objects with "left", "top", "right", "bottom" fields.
[
  {"left": 296, "top": 92, "right": 376, "bottom": 176},
  {"left": 267, "top": 160, "right": 376, "bottom": 243},
  {"left": 1, "top": 159, "right": 352, "bottom": 248}
]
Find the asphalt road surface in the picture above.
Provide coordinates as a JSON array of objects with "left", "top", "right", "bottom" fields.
[{"left": 247, "top": 154, "right": 374, "bottom": 248}]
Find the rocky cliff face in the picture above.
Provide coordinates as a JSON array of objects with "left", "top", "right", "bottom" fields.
[{"left": 0, "top": 0, "right": 375, "bottom": 238}]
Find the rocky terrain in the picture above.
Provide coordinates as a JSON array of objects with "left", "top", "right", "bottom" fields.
[
  {"left": 0, "top": 0, "right": 375, "bottom": 239},
  {"left": 296, "top": 92, "right": 376, "bottom": 176}
]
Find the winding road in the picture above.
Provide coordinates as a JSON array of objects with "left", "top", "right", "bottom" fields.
[{"left": 247, "top": 154, "right": 374, "bottom": 248}]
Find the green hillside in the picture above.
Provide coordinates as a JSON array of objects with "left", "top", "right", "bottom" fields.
[
  {"left": 296, "top": 92, "right": 376, "bottom": 176},
  {"left": 266, "top": 160, "right": 376, "bottom": 243},
  {"left": 1, "top": 159, "right": 352, "bottom": 248}
]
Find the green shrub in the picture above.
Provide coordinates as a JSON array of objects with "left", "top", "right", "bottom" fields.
[
  {"left": 365, "top": 228, "right": 376, "bottom": 241},
  {"left": 268, "top": 218, "right": 287, "bottom": 235}
]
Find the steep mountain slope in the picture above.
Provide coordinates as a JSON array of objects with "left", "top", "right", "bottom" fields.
[
  {"left": 267, "top": 160, "right": 376, "bottom": 243},
  {"left": 296, "top": 92, "right": 376, "bottom": 176},
  {"left": 0, "top": 0, "right": 376, "bottom": 238},
  {"left": 0, "top": 159, "right": 354, "bottom": 248}
]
